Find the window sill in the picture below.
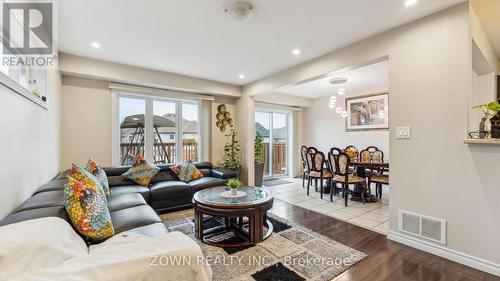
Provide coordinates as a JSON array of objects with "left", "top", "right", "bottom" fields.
[{"left": 464, "top": 138, "right": 500, "bottom": 145}]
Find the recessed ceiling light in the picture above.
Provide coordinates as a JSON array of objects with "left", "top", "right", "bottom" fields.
[
  {"left": 404, "top": 0, "right": 418, "bottom": 7},
  {"left": 292, "top": 48, "right": 301, "bottom": 56},
  {"left": 238, "top": 74, "right": 245, "bottom": 79},
  {"left": 91, "top": 42, "right": 101, "bottom": 48}
]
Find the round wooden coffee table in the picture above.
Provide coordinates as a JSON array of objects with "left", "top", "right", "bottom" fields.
[{"left": 192, "top": 186, "right": 274, "bottom": 247}]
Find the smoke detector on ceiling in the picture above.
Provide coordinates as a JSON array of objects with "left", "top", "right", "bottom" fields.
[
  {"left": 224, "top": 1, "right": 254, "bottom": 22},
  {"left": 329, "top": 77, "right": 348, "bottom": 85}
]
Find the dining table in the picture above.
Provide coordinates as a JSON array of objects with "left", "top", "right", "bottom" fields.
[{"left": 349, "top": 160, "right": 389, "bottom": 203}]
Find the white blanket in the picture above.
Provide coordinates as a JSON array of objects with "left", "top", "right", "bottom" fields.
[
  {"left": 0, "top": 218, "right": 212, "bottom": 281},
  {"left": 0, "top": 217, "right": 88, "bottom": 280}
]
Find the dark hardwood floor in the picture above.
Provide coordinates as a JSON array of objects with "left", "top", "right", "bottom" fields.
[{"left": 269, "top": 199, "right": 499, "bottom": 281}]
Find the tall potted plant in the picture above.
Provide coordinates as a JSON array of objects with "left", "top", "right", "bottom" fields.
[
  {"left": 224, "top": 126, "right": 241, "bottom": 178},
  {"left": 254, "top": 132, "right": 265, "bottom": 187},
  {"left": 473, "top": 100, "right": 500, "bottom": 138}
]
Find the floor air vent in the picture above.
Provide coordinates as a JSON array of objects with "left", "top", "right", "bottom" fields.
[{"left": 399, "top": 210, "right": 446, "bottom": 244}]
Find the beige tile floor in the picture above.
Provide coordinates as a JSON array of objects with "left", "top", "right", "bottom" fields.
[{"left": 264, "top": 178, "right": 390, "bottom": 235}]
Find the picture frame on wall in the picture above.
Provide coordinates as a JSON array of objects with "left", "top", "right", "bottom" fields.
[{"left": 345, "top": 93, "right": 389, "bottom": 131}]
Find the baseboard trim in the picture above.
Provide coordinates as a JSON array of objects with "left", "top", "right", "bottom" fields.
[{"left": 387, "top": 231, "right": 500, "bottom": 277}]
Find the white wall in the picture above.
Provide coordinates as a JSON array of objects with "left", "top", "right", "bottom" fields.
[
  {"left": 470, "top": 6, "right": 499, "bottom": 74},
  {"left": 0, "top": 70, "right": 61, "bottom": 219},
  {"left": 243, "top": 3, "right": 500, "bottom": 272},
  {"left": 61, "top": 77, "right": 112, "bottom": 168},
  {"left": 255, "top": 93, "right": 312, "bottom": 108},
  {"left": 304, "top": 94, "right": 389, "bottom": 159}
]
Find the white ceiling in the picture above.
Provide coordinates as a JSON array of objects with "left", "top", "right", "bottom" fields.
[
  {"left": 471, "top": 0, "right": 500, "bottom": 58},
  {"left": 59, "top": 0, "right": 465, "bottom": 85},
  {"left": 275, "top": 60, "right": 389, "bottom": 99}
]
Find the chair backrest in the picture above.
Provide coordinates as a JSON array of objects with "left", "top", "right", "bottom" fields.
[
  {"left": 300, "top": 145, "right": 308, "bottom": 166},
  {"left": 343, "top": 145, "right": 359, "bottom": 160},
  {"left": 307, "top": 149, "right": 325, "bottom": 173},
  {"left": 327, "top": 147, "right": 342, "bottom": 174},
  {"left": 360, "top": 146, "right": 384, "bottom": 163},
  {"left": 330, "top": 151, "right": 351, "bottom": 177}
]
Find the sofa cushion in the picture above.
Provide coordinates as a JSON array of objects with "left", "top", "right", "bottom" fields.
[
  {"left": 211, "top": 168, "right": 238, "bottom": 179},
  {"left": 70, "top": 164, "right": 106, "bottom": 196},
  {"left": 107, "top": 175, "right": 136, "bottom": 187},
  {"left": 121, "top": 155, "right": 160, "bottom": 186},
  {"left": 15, "top": 190, "right": 64, "bottom": 213},
  {"left": 169, "top": 161, "right": 204, "bottom": 183},
  {"left": 64, "top": 176, "right": 114, "bottom": 241},
  {"left": 86, "top": 159, "right": 110, "bottom": 196},
  {"left": 150, "top": 197, "right": 192, "bottom": 212},
  {"left": 103, "top": 166, "right": 132, "bottom": 177},
  {"left": 127, "top": 222, "right": 169, "bottom": 237},
  {"left": 109, "top": 185, "right": 151, "bottom": 203},
  {"left": 150, "top": 181, "right": 191, "bottom": 201},
  {"left": 110, "top": 205, "right": 161, "bottom": 234},
  {"left": 34, "top": 178, "right": 67, "bottom": 194},
  {"left": 0, "top": 206, "right": 69, "bottom": 227},
  {"left": 149, "top": 165, "right": 181, "bottom": 183},
  {"left": 108, "top": 193, "right": 147, "bottom": 212},
  {"left": 188, "top": 177, "right": 226, "bottom": 193},
  {"left": 194, "top": 162, "right": 213, "bottom": 170}
]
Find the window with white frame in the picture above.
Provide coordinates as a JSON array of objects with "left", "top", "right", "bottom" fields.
[{"left": 116, "top": 93, "right": 200, "bottom": 166}]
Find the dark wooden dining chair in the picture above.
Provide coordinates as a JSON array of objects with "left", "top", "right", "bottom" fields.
[
  {"left": 300, "top": 145, "right": 309, "bottom": 188},
  {"left": 360, "top": 146, "right": 384, "bottom": 175},
  {"left": 343, "top": 145, "right": 359, "bottom": 160},
  {"left": 306, "top": 149, "right": 331, "bottom": 199},
  {"left": 360, "top": 146, "right": 388, "bottom": 198},
  {"left": 329, "top": 150, "right": 368, "bottom": 206},
  {"left": 368, "top": 167, "right": 389, "bottom": 199},
  {"left": 360, "top": 146, "right": 384, "bottom": 163},
  {"left": 327, "top": 147, "right": 343, "bottom": 196}
]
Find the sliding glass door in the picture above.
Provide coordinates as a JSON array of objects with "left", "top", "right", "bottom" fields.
[
  {"left": 255, "top": 111, "right": 289, "bottom": 178},
  {"left": 117, "top": 94, "right": 199, "bottom": 165}
]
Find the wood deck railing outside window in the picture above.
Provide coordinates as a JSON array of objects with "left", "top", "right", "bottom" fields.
[{"left": 120, "top": 139, "right": 198, "bottom": 165}]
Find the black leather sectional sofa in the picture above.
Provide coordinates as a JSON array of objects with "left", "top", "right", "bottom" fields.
[{"left": 0, "top": 162, "right": 237, "bottom": 239}]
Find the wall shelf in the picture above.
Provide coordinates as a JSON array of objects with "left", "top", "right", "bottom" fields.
[{"left": 464, "top": 138, "right": 500, "bottom": 145}]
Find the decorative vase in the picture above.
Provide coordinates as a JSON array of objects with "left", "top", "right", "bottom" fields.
[
  {"left": 231, "top": 188, "right": 238, "bottom": 195},
  {"left": 479, "top": 116, "right": 488, "bottom": 138},
  {"left": 254, "top": 161, "right": 264, "bottom": 187},
  {"left": 490, "top": 112, "right": 500, "bottom": 138}
]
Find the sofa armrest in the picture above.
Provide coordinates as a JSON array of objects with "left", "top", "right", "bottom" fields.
[{"left": 211, "top": 168, "right": 238, "bottom": 179}]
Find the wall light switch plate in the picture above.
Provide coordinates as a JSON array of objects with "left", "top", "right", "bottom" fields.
[{"left": 396, "top": 126, "right": 411, "bottom": 139}]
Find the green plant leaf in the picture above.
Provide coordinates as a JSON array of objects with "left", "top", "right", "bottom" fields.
[{"left": 473, "top": 104, "right": 488, "bottom": 109}]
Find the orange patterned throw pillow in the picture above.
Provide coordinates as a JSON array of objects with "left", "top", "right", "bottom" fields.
[
  {"left": 121, "top": 154, "right": 160, "bottom": 186},
  {"left": 170, "top": 161, "right": 204, "bottom": 183},
  {"left": 64, "top": 164, "right": 114, "bottom": 241},
  {"left": 86, "top": 159, "right": 110, "bottom": 196}
]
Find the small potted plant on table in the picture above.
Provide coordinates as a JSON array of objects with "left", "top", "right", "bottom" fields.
[{"left": 226, "top": 178, "right": 242, "bottom": 196}]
